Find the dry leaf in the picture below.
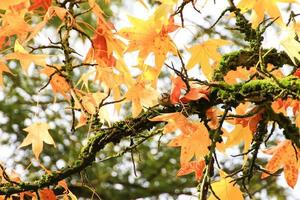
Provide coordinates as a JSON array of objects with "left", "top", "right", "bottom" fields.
[{"left": 19, "top": 122, "right": 56, "bottom": 159}]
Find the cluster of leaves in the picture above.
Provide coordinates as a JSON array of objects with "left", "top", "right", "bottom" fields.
[{"left": 0, "top": 0, "right": 300, "bottom": 199}]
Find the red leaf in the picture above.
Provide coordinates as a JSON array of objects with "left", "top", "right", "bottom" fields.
[
  {"left": 29, "top": 0, "right": 52, "bottom": 11},
  {"left": 39, "top": 189, "right": 57, "bottom": 200}
]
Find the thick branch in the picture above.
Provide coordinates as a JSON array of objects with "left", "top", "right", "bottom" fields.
[{"left": 2, "top": 75, "right": 300, "bottom": 195}]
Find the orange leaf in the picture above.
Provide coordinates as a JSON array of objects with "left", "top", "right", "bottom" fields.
[
  {"left": 150, "top": 112, "right": 211, "bottom": 163},
  {"left": 125, "top": 80, "right": 158, "bottom": 117},
  {"left": 5, "top": 40, "right": 47, "bottom": 72},
  {"left": 237, "top": 0, "right": 296, "bottom": 28},
  {"left": 170, "top": 76, "right": 209, "bottom": 104},
  {"left": 150, "top": 112, "right": 190, "bottom": 134},
  {"left": 41, "top": 66, "right": 70, "bottom": 98},
  {"left": 261, "top": 140, "right": 300, "bottom": 188},
  {"left": 0, "top": 60, "right": 12, "bottom": 87},
  {"left": 39, "top": 189, "right": 57, "bottom": 200},
  {"left": 167, "top": 122, "right": 210, "bottom": 163},
  {"left": 177, "top": 160, "right": 205, "bottom": 181},
  {"left": 170, "top": 76, "right": 186, "bottom": 104}
]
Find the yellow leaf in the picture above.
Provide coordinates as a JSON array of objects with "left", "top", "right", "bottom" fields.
[
  {"left": 280, "top": 28, "right": 300, "bottom": 64},
  {"left": 221, "top": 124, "right": 253, "bottom": 163},
  {"left": 19, "top": 122, "right": 56, "bottom": 159},
  {"left": 186, "top": 39, "right": 231, "bottom": 79},
  {"left": 118, "top": 6, "right": 177, "bottom": 68},
  {"left": 0, "top": 0, "right": 28, "bottom": 10},
  {"left": 208, "top": 171, "right": 244, "bottom": 200},
  {"left": 5, "top": 40, "right": 47, "bottom": 72},
  {"left": 125, "top": 80, "right": 158, "bottom": 117},
  {"left": 237, "top": 0, "right": 296, "bottom": 28}
]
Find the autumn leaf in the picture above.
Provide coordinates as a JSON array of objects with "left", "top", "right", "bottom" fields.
[
  {"left": 186, "top": 39, "right": 231, "bottom": 79},
  {"left": 170, "top": 76, "right": 209, "bottom": 104},
  {"left": 261, "top": 140, "right": 300, "bottom": 188},
  {"left": 208, "top": 171, "right": 244, "bottom": 200},
  {"left": 221, "top": 124, "right": 253, "bottom": 163},
  {"left": 177, "top": 160, "right": 205, "bottom": 181},
  {"left": 230, "top": 103, "right": 262, "bottom": 133},
  {"left": 5, "top": 40, "right": 47, "bottom": 72},
  {"left": 74, "top": 91, "right": 111, "bottom": 123},
  {"left": 150, "top": 112, "right": 211, "bottom": 163},
  {"left": 0, "top": 0, "right": 29, "bottom": 10},
  {"left": 168, "top": 122, "right": 211, "bottom": 163},
  {"left": 280, "top": 28, "right": 300, "bottom": 65},
  {"left": 29, "top": 0, "right": 52, "bottom": 11},
  {"left": 224, "top": 67, "right": 256, "bottom": 84},
  {"left": 19, "top": 122, "right": 56, "bottom": 159},
  {"left": 170, "top": 76, "right": 187, "bottom": 104},
  {"left": 39, "top": 189, "right": 56, "bottom": 200},
  {"left": 125, "top": 80, "right": 158, "bottom": 117},
  {"left": 118, "top": 7, "right": 178, "bottom": 68},
  {"left": 58, "top": 180, "right": 77, "bottom": 200},
  {"left": 26, "top": 6, "right": 74, "bottom": 43},
  {"left": 0, "top": 7, "right": 32, "bottom": 42},
  {"left": 85, "top": 13, "right": 125, "bottom": 67},
  {"left": 41, "top": 66, "right": 70, "bottom": 98},
  {"left": 237, "top": 0, "right": 296, "bottom": 28},
  {"left": 0, "top": 61, "right": 12, "bottom": 87},
  {"left": 150, "top": 112, "right": 189, "bottom": 134}
]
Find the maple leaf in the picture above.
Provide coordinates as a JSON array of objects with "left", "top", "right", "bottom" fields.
[
  {"left": 224, "top": 67, "right": 256, "bottom": 84},
  {"left": 19, "top": 122, "right": 56, "bottom": 159},
  {"left": 26, "top": 6, "right": 76, "bottom": 43},
  {"left": 85, "top": 13, "right": 125, "bottom": 67},
  {"left": 170, "top": 76, "right": 209, "bottom": 104},
  {"left": 118, "top": 7, "right": 178, "bottom": 68},
  {"left": 168, "top": 122, "right": 211, "bottom": 163},
  {"left": 221, "top": 124, "right": 253, "bottom": 163},
  {"left": 150, "top": 112, "right": 191, "bottom": 134},
  {"left": 5, "top": 40, "right": 47, "bottom": 72},
  {"left": 28, "top": 0, "right": 52, "bottom": 11},
  {"left": 170, "top": 76, "right": 187, "bottom": 104},
  {"left": 186, "top": 39, "right": 231, "bottom": 79},
  {"left": 177, "top": 160, "right": 206, "bottom": 181},
  {"left": 237, "top": 0, "right": 296, "bottom": 28},
  {"left": 0, "top": 8, "right": 32, "bottom": 42},
  {"left": 125, "top": 80, "right": 158, "bottom": 117},
  {"left": 0, "top": 61, "right": 12, "bottom": 87},
  {"left": 230, "top": 103, "right": 262, "bottom": 132},
  {"left": 74, "top": 91, "right": 111, "bottom": 124},
  {"left": 208, "top": 171, "right": 244, "bottom": 200},
  {"left": 41, "top": 66, "right": 70, "bottom": 98},
  {"left": 261, "top": 140, "right": 300, "bottom": 188},
  {"left": 58, "top": 180, "right": 77, "bottom": 200},
  {"left": 280, "top": 28, "right": 300, "bottom": 65},
  {"left": 0, "top": 0, "right": 29, "bottom": 10},
  {"left": 39, "top": 189, "right": 56, "bottom": 200},
  {"left": 150, "top": 112, "right": 211, "bottom": 163}
]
